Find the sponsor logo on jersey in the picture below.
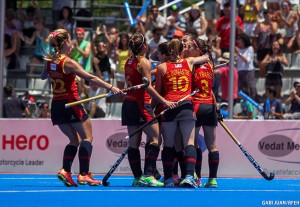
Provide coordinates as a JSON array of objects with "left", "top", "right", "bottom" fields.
[
  {"left": 175, "top": 64, "right": 182, "bottom": 68},
  {"left": 50, "top": 63, "right": 57, "bottom": 71}
]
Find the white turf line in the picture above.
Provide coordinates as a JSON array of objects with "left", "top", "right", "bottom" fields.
[{"left": 0, "top": 189, "right": 300, "bottom": 193}]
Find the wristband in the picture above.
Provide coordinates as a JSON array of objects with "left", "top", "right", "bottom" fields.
[{"left": 110, "top": 85, "right": 114, "bottom": 90}]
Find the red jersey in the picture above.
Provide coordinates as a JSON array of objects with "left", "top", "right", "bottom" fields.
[
  {"left": 192, "top": 62, "right": 215, "bottom": 104},
  {"left": 46, "top": 57, "right": 79, "bottom": 100},
  {"left": 124, "top": 57, "right": 151, "bottom": 104},
  {"left": 162, "top": 59, "right": 192, "bottom": 101},
  {"left": 215, "top": 16, "right": 244, "bottom": 49}
]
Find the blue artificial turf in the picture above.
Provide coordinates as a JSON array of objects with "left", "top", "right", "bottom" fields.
[{"left": 0, "top": 174, "right": 299, "bottom": 207}]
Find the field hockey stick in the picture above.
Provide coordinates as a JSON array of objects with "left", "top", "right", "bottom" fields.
[
  {"left": 65, "top": 77, "right": 149, "bottom": 108},
  {"left": 214, "top": 61, "right": 229, "bottom": 69},
  {"left": 102, "top": 89, "right": 200, "bottom": 186},
  {"left": 218, "top": 120, "right": 275, "bottom": 181}
]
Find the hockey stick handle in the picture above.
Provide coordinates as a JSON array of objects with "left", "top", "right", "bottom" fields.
[
  {"left": 102, "top": 89, "right": 200, "bottom": 186},
  {"left": 124, "top": 89, "right": 200, "bottom": 140},
  {"left": 65, "top": 77, "right": 149, "bottom": 108},
  {"left": 214, "top": 62, "right": 229, "bottom": 69},
  {"left": 102, "top": 147, "right": 129, "bottom": 186},
  {"left": 218, "top": 121, "right": 275, "bottom": 181}
]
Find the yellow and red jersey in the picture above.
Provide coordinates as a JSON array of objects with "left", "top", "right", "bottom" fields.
[
  {"left": 162, "top": 59, "right": 192, "bottom": 101},
  {"left": 192, "top": 62, "right": 215, "bottom": 104},
  {"left": 46, "top": 56, "right": 79, "bottom": 101},
  {"left": 124, "top": 57, "right": 151, "bottom": 104}
]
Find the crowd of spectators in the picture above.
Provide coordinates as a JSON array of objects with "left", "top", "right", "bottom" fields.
[{"left": 3, "top": 0, "right": 300, "bottom": 119}]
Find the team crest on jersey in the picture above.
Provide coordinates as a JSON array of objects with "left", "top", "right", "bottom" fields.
[
  {"left": 174, "top": 64, "right": 182, "bottom": 68},
  {"left": 128, "top": 60, "right": 133, "bottom": 64},
  {"left": 50, "top": 63, "right": 57, "bottom": 71}
]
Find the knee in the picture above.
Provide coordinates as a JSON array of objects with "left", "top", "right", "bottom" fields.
[{"left": 69, "top": 141, "right": 80, "bottom": 148}]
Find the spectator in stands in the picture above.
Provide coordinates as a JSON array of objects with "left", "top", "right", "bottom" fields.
[
  {"left": 80, "top": 63, "right": 107, "bottom": 119},
  {"left": 215, "top": 2, "right": 244, "bottom": 53},
  {"left": 219, "top": 102, "right": 229, "bottom": 119},
  {"left": 33, "top": 100, "right": 51, "bottom": 118},
  {"left": 279, "top": 81, "right": 300, "bottom": 119},
  {"left": 263, "top": 87, "right": 283, "bottom": 119},
  {"left": 234, "top": 88, "right": 256, "bottom": 119},
  {"left": 164, "top": 4, "right": 186, "bottom": 41},
  {"left": 39, "top": 101, "right": 51, "bottom": 118},
  {"left": 88, "top": 99, "right": 106, "bottom": 118},
  {"left": 214, "top": 52, "right": 239, "bottom": 105},
  {"left": 286, "top": 30, "right": 300, "bottom": 68},
  {"left": 131, "top": 24, "right": 145, "bottom": 36},
  {"left": 261, "top": 39, "right": 288, "bottom": 99},
  {"left": 235, "top": 33, "right": 257, "bottom": 99},
  {"left": 20, "top": 17, "right": 50, "bottom": 75},
  {"left": 204, "top": 0, "right": 219, "bottom": 27},
  {"left": 21, "top": 91, "right": 35, "bottom": 104},
  {"left": 5, "top": 8, "right": 22, "bottom": 54},
  {"left": 17, "top": 0, "right": 40, "bottom": 40},
  {"left": 56, "top": 6, "right": 75, "bottom": 35},
  {"left": 51, "top": 0, "right": 72, "bottom": 30},
  {"left": 277, "top": 0, "right": 298, "bottom": 52},
  {"left": 71, "top": 27, "right": 92, "bottom": 73},
  {"left": 134, "top": 15, "right": 147, "bottom": 36},
  {"left": 85, "top": 84, "right": 107, "bottom": 119},
  {"left": 4, "top": 33, "right": 18, "bottom": 71},
  {"left": 216, "top": 0, "right": 226, "bottom": 16},
  {"left": 115, "top": 33, "right": 130, "bottom": 92},
  {"left": 186, "top": 4, "right": 208, "bottom": 40},
  {"left": 3, "top": 84, "right": 30, "bottom": 118},
  {"left": 102, "top": 25, "right": 119, "bottom": 71},
  {"left": 91, "top": 38, "right": 111, "bottom": 112},
  {"left": 240, "top": 0, "right": 260, "bottom": 38},
  {"left": 267, "top": 0, "right": 280, "bottom": 12},
  {"left": 173, "top": 29, "right": 185, "bottom": 39},
  {"left": 145, "top": 5, "right": 166, "bottom": 40},
  {"left": 256, "top": 0, "right": 268, "bottom": 21},
  {"left": 287, "top": 30, "right": 300, "bottom": 53},
  {"left": 145, "top": 5, "right": 166, "bottom": 31},
  {"left": 5, "top": 8, "right": 22, "bottom": 37},
  {"left": 253, "top": 10, "right": 278, "bottom": 76},
  {"left": 91, "top": 37, "right": 111, "bottom": 84},
  {"left": 147, "top": 26, "right": 167, "bottom": 58}
]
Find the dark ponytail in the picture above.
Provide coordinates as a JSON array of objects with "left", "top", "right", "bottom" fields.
[{"left": 193, "top": 38, "right": 215, "bottom": 68}]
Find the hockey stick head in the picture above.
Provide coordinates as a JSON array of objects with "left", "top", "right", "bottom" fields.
[
  {"left": 142, "top": 77, "right": 150, "bottom": 88},
  {"left": 102, "top": 181, "right": 110, "bottom": 186},
  {"left": 263, "top": 172, "right": 275, "bottom": 181}
]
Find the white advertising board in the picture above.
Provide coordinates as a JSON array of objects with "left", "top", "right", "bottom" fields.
[{"left": 0, "top": 119, "right": 299, "bottom": 178}]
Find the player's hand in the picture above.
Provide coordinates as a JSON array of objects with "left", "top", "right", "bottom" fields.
[
  {"left": 216, "top": 109, "right": 223, "bottom": 122},
  {"left": 164, "top": 100, "right": 177, "bottom": 109}
]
